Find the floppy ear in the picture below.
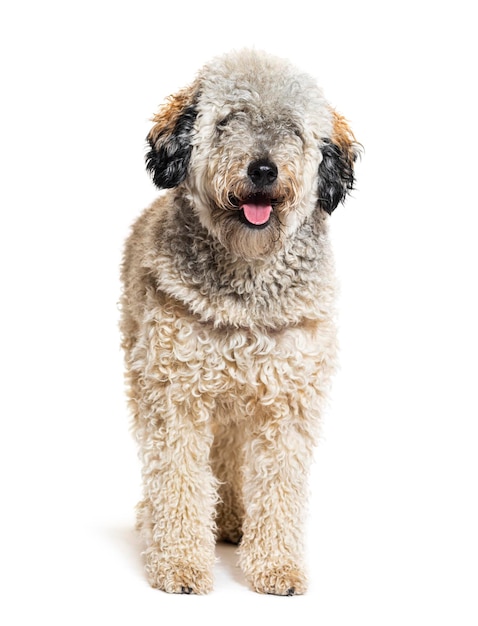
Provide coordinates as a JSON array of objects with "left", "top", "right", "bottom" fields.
[
  {"left": 145, "top": 84, "right": 198, "bottom": 189},
  {"left": 318, "top": 111, "right": 359, "bottom": 214}
]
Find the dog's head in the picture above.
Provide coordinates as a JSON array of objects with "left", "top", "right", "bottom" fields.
[{"left": 146, "top": 50, "right": 359, "bottom": 259}]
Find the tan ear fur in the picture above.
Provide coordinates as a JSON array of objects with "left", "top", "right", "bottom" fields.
[
  {"left": 331, "top": 110, "right": 359, "bottom": 163},
  {"left": 148, "top": 83, "right": 198, "bottom": 145}
]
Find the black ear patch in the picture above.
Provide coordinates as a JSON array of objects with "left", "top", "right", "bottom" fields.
[
  {"left": 318, "top": 139, "right": 356, "bottom": 214},
  {"left": 145, "top": 104, "right": 197, "bottom": 189}
]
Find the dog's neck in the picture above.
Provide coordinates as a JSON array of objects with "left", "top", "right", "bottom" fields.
[{"left": 148, "top": 194, "right": 336, "bottom": 330}]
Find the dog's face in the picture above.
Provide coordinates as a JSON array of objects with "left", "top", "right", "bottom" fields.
[{"left": 146, "top": 50, "right": 358, "bottom": 259}]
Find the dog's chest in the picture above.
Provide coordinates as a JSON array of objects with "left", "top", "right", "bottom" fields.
[
  {"left": 143, "top": 310, "right": 330, "bottom": 406},
  {"left": 215, "top": 325, "right": 325, "bottom": 406}
]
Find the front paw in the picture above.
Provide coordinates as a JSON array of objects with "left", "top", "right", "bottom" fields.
[
  {"left": 246, "top": 563, "right": 308, "bottom": 596},
  {"left": 145, "top": 550, "right": 214, "bottom": 595}
]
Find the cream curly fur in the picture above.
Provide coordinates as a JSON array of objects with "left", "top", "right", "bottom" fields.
[{"left": 120, "top": 49, "right": 358, "bottom": 595}]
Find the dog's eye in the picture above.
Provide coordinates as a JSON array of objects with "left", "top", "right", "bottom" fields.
[
  {"left": 217, "top": 113, "right": 233, "bottom": 130},
  {"left": 291, "top": 124, "right": 303, "bottom": 141}
]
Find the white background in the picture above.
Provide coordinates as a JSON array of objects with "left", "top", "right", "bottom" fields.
[{"left": 1, "top": 1, "right": 477, "bottom": 624}]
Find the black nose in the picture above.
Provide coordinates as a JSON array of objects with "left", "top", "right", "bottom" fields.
[{"left": 247, "top": 160, "right": 278, "bottom": 187}]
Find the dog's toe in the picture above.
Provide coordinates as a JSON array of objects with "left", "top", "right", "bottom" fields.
[
  {"left": 248, "top": 565, "right": 307, "bottom": 596},
  {"left": 145, "top": 551, "right": 214, "bottom": 595}
]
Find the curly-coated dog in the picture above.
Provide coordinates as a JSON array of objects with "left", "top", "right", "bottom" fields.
[{"left": 120, "top": 49, "right": 359, "bottom": 595}]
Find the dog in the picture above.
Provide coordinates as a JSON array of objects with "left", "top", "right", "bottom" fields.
[{"left": 120, "top": 49, "right": 359, "bottom": 595}]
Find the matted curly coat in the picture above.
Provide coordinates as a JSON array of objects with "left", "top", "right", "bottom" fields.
[{"left": 120, "top": 49, "right": 359, "bottom": 595}]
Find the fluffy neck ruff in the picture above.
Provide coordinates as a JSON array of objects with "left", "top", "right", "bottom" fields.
[{"left": 148, "top": 196, "right": 336, "bottom": 330}]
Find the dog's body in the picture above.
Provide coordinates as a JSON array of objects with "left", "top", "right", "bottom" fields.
[{"left": 120, "top": 49, "right": 358, "bottom": 595}]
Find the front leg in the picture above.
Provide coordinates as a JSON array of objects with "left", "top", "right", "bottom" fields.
[
  {"left": 128, "top": 312, "right": 219, "bottom": 594},
  {"left": 136, "top": 396, "right": 217, "bottom": 594},
  {"left": 238, "top": 402, "right": 316, "bottom": 596}
]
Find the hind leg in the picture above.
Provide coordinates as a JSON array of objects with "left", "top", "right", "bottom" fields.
[{"left": 211, "top": 419, "right": 245, "bottom": 544}]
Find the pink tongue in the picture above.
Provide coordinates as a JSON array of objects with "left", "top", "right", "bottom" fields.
[{"left": 241, "top": 202, "right": 272, "bottom": 225}]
